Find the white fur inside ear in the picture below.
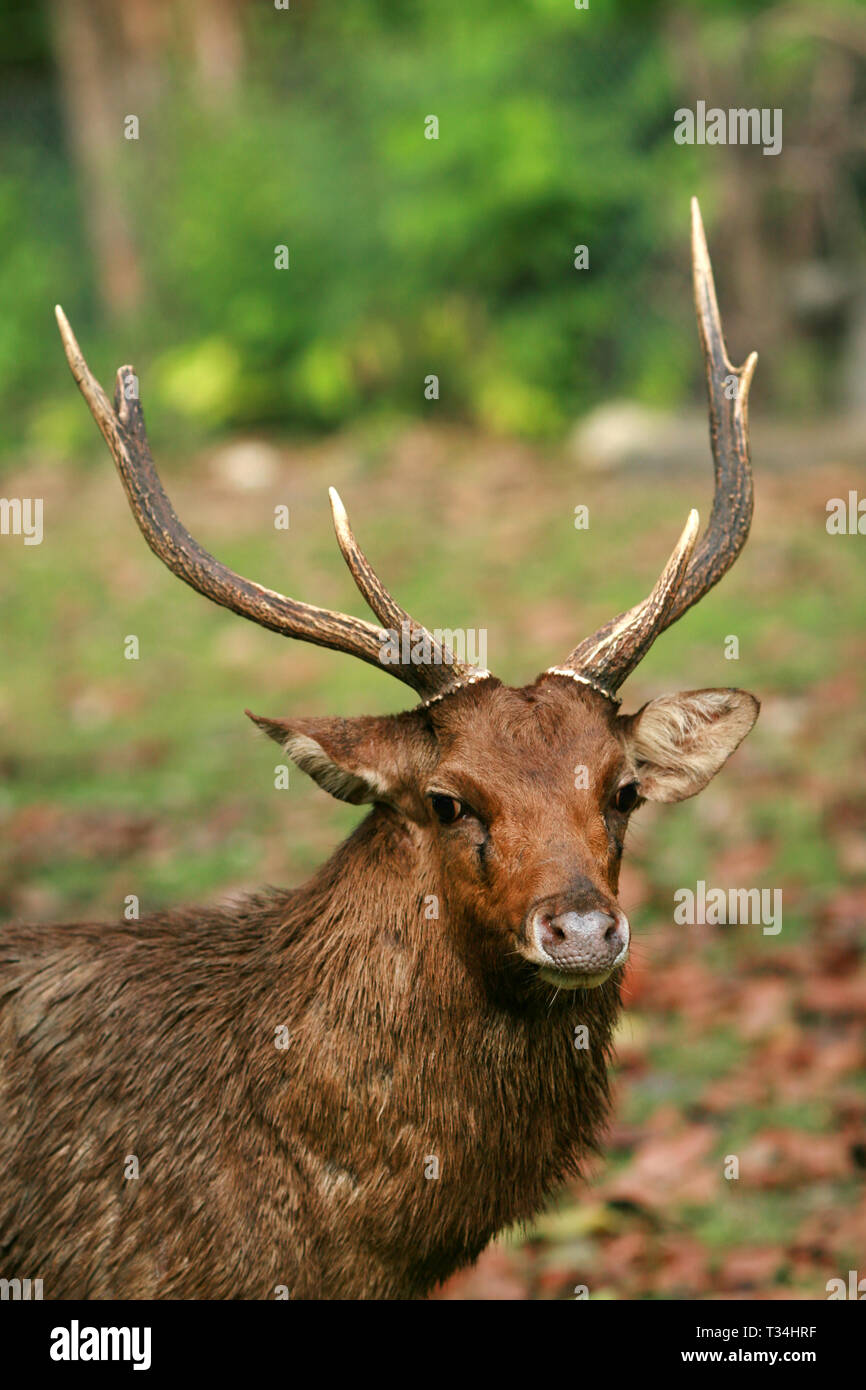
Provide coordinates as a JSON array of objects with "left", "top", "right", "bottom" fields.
[
  {"left": 280, "top": 733, "right": 387, "bottom": 804},
  {"left": 627, "top": 689, "right": 758, "bottom": 803}
]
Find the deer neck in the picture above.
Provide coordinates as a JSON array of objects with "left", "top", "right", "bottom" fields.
[{"left": 270, "top": 806, "right": 619, "bottom": 1144}]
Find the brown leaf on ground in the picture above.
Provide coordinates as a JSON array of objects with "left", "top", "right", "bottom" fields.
[
  {"left": 738, "top": 1128, "right": 852, "bottom": 1189},
  {"left": 638, "top": 959, "right": 727, "bottom": 1024},
  {"left": 595, "top": 1230, "right": 650, "bottom": 1290},
  {"left": 432, "top": 1243, "right": 528, "bottom": 1300},
  {"left": 653, "top": 1234, "right": 712, "bottom": 1296},
  {"left": 717, "top": 1246, "right": 786, "bottom": 1291},
  {"left": 601, "top": 1125, "right": 718, "bottom": 1209},
  {"left": 800, "top": 974, "right": 866, "bottom": 1018},
  {"left": 736, "top": 978, "right": 792, "bottom": 1040},
  {"left": 794, "top": 1194, "right": 866, "bottom": 1262},
  {"left": 700, "top": 1070, "right": 771, "bottom": 1115}
]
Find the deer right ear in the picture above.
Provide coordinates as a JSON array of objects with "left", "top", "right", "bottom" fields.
[
  {"left": 245, "top": 711, "right": 420, "bottom": 807},
  {"left": 618, "top": 688, "right": 759, "bottom": 804}
]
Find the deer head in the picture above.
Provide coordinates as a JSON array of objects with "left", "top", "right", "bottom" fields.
[{"left": 56, "top": 199, "right": 758, "bottom": 999}]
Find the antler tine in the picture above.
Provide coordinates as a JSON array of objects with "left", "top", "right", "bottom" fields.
[
  {"left": 54, "top": 307, "right": 465, "bottom": 701},
  {"left": 546, "top": 198, "right": 757, "bottom": 701},
  {"left": 551, "top": 509, "right": 700, "bottom": 699},
  {"left": 664, "top": 197, "right": 758, "bottom": 625},
  {"left": 328, "top": 487, "right": 473, "bottom": 680}
]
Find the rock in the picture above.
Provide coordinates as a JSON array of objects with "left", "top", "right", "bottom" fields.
[
  {"left": 210, "top": 440, "right": 280, "bottom": 490},
  {"left": 567, "top": 401, "right": 707, "bottom": 472}
]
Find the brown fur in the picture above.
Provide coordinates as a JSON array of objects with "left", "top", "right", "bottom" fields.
[{"left": 0, "top": 676, "right": 756, "bottom": 1298}]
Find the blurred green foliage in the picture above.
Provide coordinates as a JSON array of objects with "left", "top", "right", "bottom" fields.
[
  {"left": 0, "top": 0, "right": 797, "bottom": 452},
  {"left": 0, "top": 0, "right": 863, "bottom": 456}
]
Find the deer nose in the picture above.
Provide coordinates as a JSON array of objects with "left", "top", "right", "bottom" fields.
[{"left": 530, "top": 905, "right": 630, "bottom": 976}]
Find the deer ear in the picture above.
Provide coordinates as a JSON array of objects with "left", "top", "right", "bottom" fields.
[
  {"left": 245, "top": 711, "right": 418, "bottom": 806},
  {"left": 619, "top": 689, "right": 759, "bottom": 804}
]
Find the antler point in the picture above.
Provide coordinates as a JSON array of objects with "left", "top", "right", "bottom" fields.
[{"left": 328, "top": 486, "right": 349, "bottom": 530}]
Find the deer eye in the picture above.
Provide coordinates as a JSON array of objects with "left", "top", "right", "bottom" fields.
[
  {"left": 430, "top": 793, "right": 466, "bottom": 824},
  {"left": 613, "top": 781, "right": 640, "bottom": 814}
]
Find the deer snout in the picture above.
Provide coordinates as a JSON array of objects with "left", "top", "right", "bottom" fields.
[{"left": 528, "top": 902, "right": 630, "bottom": 988}]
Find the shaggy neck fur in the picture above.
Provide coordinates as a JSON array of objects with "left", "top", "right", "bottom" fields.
[{"left": 255, "top": 810, "right": 622, "bottom": 1296}]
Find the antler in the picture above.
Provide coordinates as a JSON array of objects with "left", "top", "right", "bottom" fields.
[
  {"left": 548, "top": 197, "right": 758, "bottom": 702},
  {"left": 54, "top": 307, "right": 480, "bottom": 702},
  {"left": 56, "top": 197, "right": 754, "bottom": 711}
]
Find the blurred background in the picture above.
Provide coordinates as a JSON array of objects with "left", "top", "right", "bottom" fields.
[{"left": 1, "top": 0, "right": 865, "bottom": 1299}]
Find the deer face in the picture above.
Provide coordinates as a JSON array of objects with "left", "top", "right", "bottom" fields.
[
  {"left": 420, "top": 681, "right": 632, "bottom": 991},
  {"left": 251, "top": 675, "right": 757, "bottom": 994}
]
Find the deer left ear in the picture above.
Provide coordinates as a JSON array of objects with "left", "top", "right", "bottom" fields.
[
  {"left": 245, "top": 710, "right": 424, "bottom": 806},
  {"left": 618, "top": 689, "right": 759, "bottom": 804}
]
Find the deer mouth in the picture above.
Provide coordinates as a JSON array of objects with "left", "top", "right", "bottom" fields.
[{"left": 537, "top": 963, "right": 621, "bottom": 991}]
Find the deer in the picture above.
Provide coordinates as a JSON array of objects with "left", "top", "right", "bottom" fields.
[{"left": 0, "top": 200, "right": 758, "bottom": 1300}]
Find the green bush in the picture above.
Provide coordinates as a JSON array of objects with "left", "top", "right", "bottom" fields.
[{"left": 0, "top": 0, "right": 860, "bottom": 456}]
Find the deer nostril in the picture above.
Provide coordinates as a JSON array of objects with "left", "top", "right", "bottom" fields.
[
  {"left": 537, "top": 911, "right": 566, "bottom": 941},
  {"left": 603, "top": 915, "right": 619, "bottom": 941}
]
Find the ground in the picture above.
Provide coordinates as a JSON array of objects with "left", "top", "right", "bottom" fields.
[{"left": 1, "top": 416, "right": 864, "bottom": 1299}]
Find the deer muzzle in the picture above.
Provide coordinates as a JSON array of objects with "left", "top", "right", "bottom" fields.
[{"left": 527, "top": 901, "right": 630, "bottom": 989}]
